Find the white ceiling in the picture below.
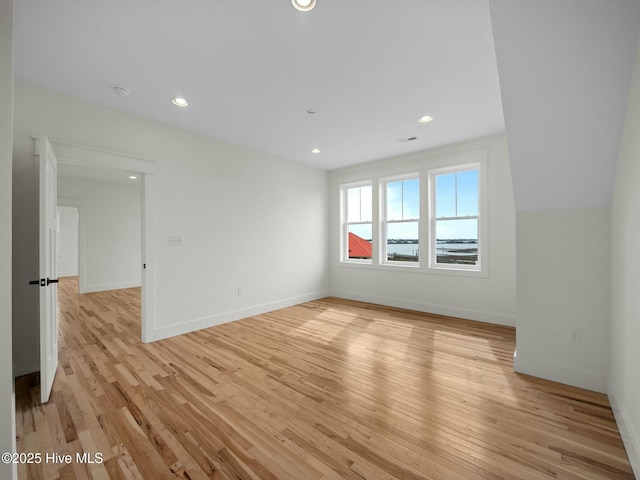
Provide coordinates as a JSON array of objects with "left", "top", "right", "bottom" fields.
[{"left": 13, "top": 0, "right": 505, "bottom": 171}]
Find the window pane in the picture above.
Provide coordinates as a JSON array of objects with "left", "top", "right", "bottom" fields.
[
  {"left": 435, "top": 219, "right": 477, "bottom": 265},
  {"left": 346, "top": 185, "right": 372, "bottom": 222},
  {"left": 457, "top": 170, "right": 478, "bottom": 217},
  {"left": 386, "top": 181, "right": 403, "bottom": 220},
  {"left": 347, "top": 187, "right": 361, "bottom": 222},
  {"left": 403, "top": 178, "right": 420, "bottom": 219},
  {"left": 348, "top": 224, "right": 372, "bottom": 259},
  {"left": 360, "top": 185, "right": 372, "bottom": 222},
  {"left": 435, "top": 173, "right": 456, "bottom": 218},
  {"left": 387, "top": 222, "right": 419, "bottom": 262},
  {"left": 386, "top": 178, "right": 419, "bottom": 220}
]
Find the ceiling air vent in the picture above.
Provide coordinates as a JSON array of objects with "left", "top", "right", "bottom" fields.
[{"left": 397, "top": 136, "right": 418, "bottom": 143}]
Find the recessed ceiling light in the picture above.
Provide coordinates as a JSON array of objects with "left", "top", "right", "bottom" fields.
[
  {"left": 128, "top": 175, "right": 138, "bottom": 180},
  {"left": 418, "top": 115, "right": 434, "bottom": 123},
  {"left": 292, "top": 0, "right": 316, "bottom": 12},
  {"left": 171, "top": 97, "right": 189, "bottom": 107},
  {"left": 307, "top": 108, "right": 317, "bottom": 115},
  {"left": 311, "top": 148, "right": 321, "bottom": 154}
]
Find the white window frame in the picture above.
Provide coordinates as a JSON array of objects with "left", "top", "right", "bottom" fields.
[
  {"left": 341, "top": 181, "right": 373, "bottom": 264},
  {"left": 336, "top": 149, "right": 487, "bottom": 277},
  {"left": 380, "top": 173, "right": 421, "bottom": 267},
  {"left": 428, "top": 160, "right": 486, "bottom": 274}
]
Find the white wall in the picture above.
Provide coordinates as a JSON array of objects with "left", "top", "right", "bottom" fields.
[
  {"left": 0, "top": 0, "right": 17, "bottom": 478},
  {"left": 329, "top": 134, "right": 516, "bottom": 326},
  {"left": 513, "top": 208, "right": 611, "bottom": 393},
  {"left": 58, "top": 177, "right": 141, "bottom": 292},
  {"left": 489, "top": 0, "right": 640, "bottom": 395},
  {"left": 11, "top": 99, "right": 37, "bottom": 375},
  {"left": 57, "top": 205, "right": 78, "bottom": 277},
  {"left": 610, "top": 28, "right": 640, "bottom": 478},
  {"left": 12, "top": 82, "right": 329, "bottom": 360}
]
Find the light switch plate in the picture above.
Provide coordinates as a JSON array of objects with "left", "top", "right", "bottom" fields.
[{"left": 168, "top": 235, "right": 184, "bottom": 246}]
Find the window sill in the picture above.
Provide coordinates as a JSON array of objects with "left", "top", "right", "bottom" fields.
[
  {"left": 426, "top": 264, "right": 487, "bottom": 278},
  {"left": 337, "top": 260, "right": 487, "bottom": 278}
]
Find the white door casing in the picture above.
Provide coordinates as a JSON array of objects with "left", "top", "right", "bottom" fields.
[{"left": 42, "top": 138, "right": 156, "bottom": 343}]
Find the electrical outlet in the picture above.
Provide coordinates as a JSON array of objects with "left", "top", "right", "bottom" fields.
[
  {"left": 237, "top": 288, "right": 243, "bottom": 297},
  {"left": 568, "top": 327, "right": 583, "bottom": 343}
]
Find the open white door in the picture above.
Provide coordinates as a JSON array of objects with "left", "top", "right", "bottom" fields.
[{"left": 37, "top": 136, "right": 59, "bottom": 403}]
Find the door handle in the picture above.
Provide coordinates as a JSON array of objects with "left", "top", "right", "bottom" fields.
[{"left": 29, "top": 278, "right": 57, "bottom": 286}]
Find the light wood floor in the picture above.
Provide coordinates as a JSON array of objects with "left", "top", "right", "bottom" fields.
[{"left": 15, "top": 277, "right": 634, "bottom": 480}]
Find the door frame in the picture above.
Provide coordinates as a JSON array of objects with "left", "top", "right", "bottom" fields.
[{"left": 38, "top": 138, "right": 156, "bottom": 343}]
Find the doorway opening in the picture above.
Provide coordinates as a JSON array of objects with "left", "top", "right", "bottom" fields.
[
  {"left": 47, "top": 138, "right": 155, "bottom": 343},
  {"left": 56, "top": 206, "right": 79, "bottom": 280},
  {"left": 57, "top": 166, "right": 142, "bottom": 296}
]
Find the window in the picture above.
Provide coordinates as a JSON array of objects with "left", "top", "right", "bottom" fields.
[
  {"left": 382, "top": 176, "right": 419, "bottom": 264},
  {"left": 430, "top": 165, "right": 480, "bottom": 270},
  {"left": 338, "top": 150, "right": 486, "bottom": 275},
  {"left": 343, "top": 183, "right": 372, "bottom": 262}
]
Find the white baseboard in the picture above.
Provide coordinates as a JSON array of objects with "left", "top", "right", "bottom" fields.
[
  {"left": 79, "top": 280, "right": 141, "bottom": 294},
  {"left": 330, "top": 289, "right": 516, "bottom": 327},
  {"left": 608, "top": 381, "right": 640, "bottom": 479},
  {"left": 58, "top": 271, "right": 78, "bottom": 278},
  {"left": 513, "top": 350, "right": 607, "bottom": 393},
  {"left": 147, "top": 290, "right": 330, "bottom": 342}
]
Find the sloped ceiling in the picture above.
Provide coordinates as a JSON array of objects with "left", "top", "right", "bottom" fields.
[{"left": 489, "top": 0, "right": 640, "bottom": 211}]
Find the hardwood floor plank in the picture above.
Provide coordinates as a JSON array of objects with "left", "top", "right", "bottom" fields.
[{"left": 14, "top": 277, "right": 635, "bottom": 479}]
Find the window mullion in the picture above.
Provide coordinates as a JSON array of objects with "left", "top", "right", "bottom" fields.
[{"left": 435, "top": 215, "right": 478, "bottom": 222}]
